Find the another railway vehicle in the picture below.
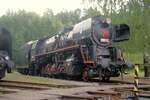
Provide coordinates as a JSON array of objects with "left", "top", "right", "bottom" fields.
[
  {"left": 0, "top": 27, "right": 13, "bottom": 79},
  {"left": 19, "top": 16, "right": 131, "bottom": 81}
]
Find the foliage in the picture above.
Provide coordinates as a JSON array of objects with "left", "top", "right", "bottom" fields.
[
  {"left": 0, "top": 9, "right": 81, "bottom": 65},
  {"left": 0, "top": 0, "right": 149, "bottom": 65},
  {"left": 83, "top": 0, "right": 150, "bottom": 62}
]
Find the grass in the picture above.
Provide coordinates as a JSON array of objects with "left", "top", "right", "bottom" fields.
[
  {"left": 124, "top": 52, "right": 143, "bottom": 64},
  {"left": 126, "top": 68, "right": 144, "bottom": 77},
  {"left": 2, "top": 72, "right": 72, "bottom": 86},
  {"left": 123, "top": 52, "right": 146, "bottom": 77}
]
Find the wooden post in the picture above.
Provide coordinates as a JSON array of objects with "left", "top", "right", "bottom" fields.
[
  {"left": 143, "top": 42, "right": 150, "bottom": 77},
  {"left": 133, "top": 64, "right": 139, "bottom": 100}
]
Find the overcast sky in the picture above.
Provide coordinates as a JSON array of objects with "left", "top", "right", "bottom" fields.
[{"left": 0, "top": 0, "right": 88, "bottom": 16}]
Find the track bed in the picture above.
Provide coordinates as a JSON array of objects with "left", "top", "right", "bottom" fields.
[{"left": 1, "top": 76, "right": 150, "bottom": 100}]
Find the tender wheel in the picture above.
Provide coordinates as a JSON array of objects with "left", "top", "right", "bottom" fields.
[
  {"left": 98, "top": 68, "right": 103, "bottom": 81},
  {"left": 29, "top": 63, "right": 37, "bottom": 76},
  {"left": 82, "top": 68, "right": 89, "bottom": 81},
  {"left": 102, "top": 76, "right": 110, "bottom": 82},
  {"left": 7, "top": 67, "right": 12, "bottom": 73},
  {"left": 0, "top": 68, "right": 6, "bottom": 79}
]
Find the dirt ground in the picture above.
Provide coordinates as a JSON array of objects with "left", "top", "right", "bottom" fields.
[
  {"left": 0, "top": 84, "right": 133, "bottom": 100},
  {"left": 0, "top": 76, "right": 150, "bottom": 100}
]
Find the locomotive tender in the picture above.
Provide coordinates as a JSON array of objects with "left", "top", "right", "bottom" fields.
[
  {"left": 0, "top": 27, "right": 13, "bottom": 79},
  {"left": 20, "top": 16, "right": 130, "bottom": 81}
]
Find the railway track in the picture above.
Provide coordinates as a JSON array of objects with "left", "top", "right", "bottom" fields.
[
  {"left": 60, "top": 90, "right": 131, "bottom": 100},
  {"left": 1, "top": 76, "right": 150, "bottom": 91},
  {"left": 0, "top": 80, "right": 51, "bottom": 90},
  {"left": 60, "top": 85, "right": 150, "bottom": 100},
  {"left": 0, "top": 79, "right": 119, "bottom": 91},
  {"left": 0, "top": 77, "right": 150, "bottom": 100},
  {"left": 0, "top": 80, "right": 79, "bottom": 90},
  {"left": 0, "top": 80, "right": 79, "bottom": 88},
  {"left": 90, "top": 76, "right": 150, "bottom": 85},
  {"left": 58, "top": 77, "right": 150, "bottom": 100}
]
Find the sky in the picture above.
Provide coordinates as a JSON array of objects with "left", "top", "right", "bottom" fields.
[{"left": 0, "top": 0, "right": 88, "bottom": 16}]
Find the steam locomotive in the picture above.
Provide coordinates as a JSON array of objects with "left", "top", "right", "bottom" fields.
[
  {"left": 0, "top": 27, "right": 13, "bottom": 79},
  {"left": 18, "top": 16, "right": 130, "bottom": 81}
]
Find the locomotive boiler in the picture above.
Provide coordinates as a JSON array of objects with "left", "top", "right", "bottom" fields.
[
  {"left": 19, "top": 16, "right": 130, "bottom": 81},
  {"left": 0, "top": 27, "right": 13, "bottom": 79}
]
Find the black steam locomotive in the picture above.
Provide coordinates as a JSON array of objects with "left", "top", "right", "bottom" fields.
[
  {"left": 19, "top": 16, "right": 130, "bottom": 81},
  {"left": 0, "top": 27, "right": 13, "bottom": 79}
]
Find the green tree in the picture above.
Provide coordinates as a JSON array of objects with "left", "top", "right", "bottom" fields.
[{"left": 0, "top": 9, "right": 81, "bottom": 65}]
